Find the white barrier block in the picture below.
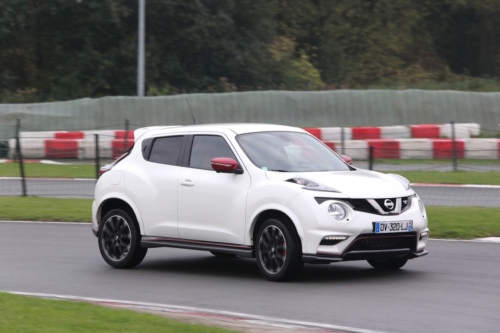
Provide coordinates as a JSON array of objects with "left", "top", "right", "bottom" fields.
[
  {"left": 336, "top": 140, "right": 368, "bottom": 160},
  {"left": 19, "top": 131, "right": 56, "bottom": 139},
  {"left": 320, "top": 127, "right": 352, "bottom": 141},
  {"left": 13, "top": 138, "right": 46, "bottom": 159},
  {"left": 83, "top": 130, "right": 116, "bottom": 141},
  {"left": 380, "top": 126, "right": 411, "bottom": 139},
  {"left": 78, "top": 140, "right": 112, "bottom": 159},
  {"left": 465, "top": 139, "right": 499, "bottom": 159},
  {"left": 8, "top": 138, "right": 16, "bottom": 158},
  {"left": 460, "top": 123, "right": 480, "bottom": 137},
  {"left": 399, "top": 139, "right": 433, "bottom": 159},
  {"left": 440, "top": 124, "right": 470, "bottom": 139}
]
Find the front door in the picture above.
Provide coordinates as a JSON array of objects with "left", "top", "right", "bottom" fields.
[{"left": 177, "top": 135, "right": 251, "bottom": 245}]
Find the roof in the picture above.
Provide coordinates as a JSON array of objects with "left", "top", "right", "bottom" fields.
[{"left": 134, "top": 123, "right": 305, "bottom": 141}]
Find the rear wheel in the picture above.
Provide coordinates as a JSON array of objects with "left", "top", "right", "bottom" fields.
[
  {"left": 255, "top": 218, "right": 302, "bottom": 281},
  {"left": 367, "top": 258, "right": 407, "bottom": 270},
  {"left": 210, "top": 251, "right": 236, "bottom": 258},
  {"left": 98, "top": 209, "right": 147, "bottom": 269}
]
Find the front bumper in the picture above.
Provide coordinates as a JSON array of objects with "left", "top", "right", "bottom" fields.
[
  {"left": 287, "top": 192, "right": 429, "bottom": 257},
  {"left": 303, "top": 249, "right": 428, "bottom": 264}
]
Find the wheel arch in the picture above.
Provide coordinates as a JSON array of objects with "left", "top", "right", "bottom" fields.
[
  {"left": 96, "top": 193, "right": 144, "bottom": 235},
  {"left": 248, "top": 205, "right": 306, "bottom": 253}
]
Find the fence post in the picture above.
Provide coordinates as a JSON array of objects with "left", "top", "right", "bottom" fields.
[
  {"left": 123, "top": 119, "right": 130, "bottom": 154},
  {"left": 341, "top": 127, "right": 345, "bottom": 155},
  {"left": 15, "top": 119, "right": 27, "bottom": 196},
  {"left": 451, "top": 120, "right": 457, "bottom": 171},
  {"left": 95, "top": 134, "right": 100, "bottom": 179},
  {"left": 368, "top": 146, "right": 374, "bottom": 170}
]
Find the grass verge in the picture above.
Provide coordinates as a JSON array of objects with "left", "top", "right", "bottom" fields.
[
  {"left": 0, "top": 292, "right": 235, "bottom": 333},
  {"left": 426, "top": 206, "right": 500, "bottom": 239},
  {"left": 0, "top": 197, "right": 499, "bottom": 239},
  {"left": 0, "top": 162, "right": 95, "bottom": 178},
  {"left": 388, "top": 171, "right": 500, "bottom": 185},
  {"left": 0, "top": 197, "right": 92, "bottom": 222}
]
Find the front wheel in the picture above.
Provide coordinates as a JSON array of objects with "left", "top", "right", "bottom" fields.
[
  {"left": 367, "top": 258, "right": 407, "bottom": 270},
  {"left": 98, "top": 209, "right": 147, "bottom": 269},
  {"left": 255, "top": 218, "right": 302, "bottom": 281}
]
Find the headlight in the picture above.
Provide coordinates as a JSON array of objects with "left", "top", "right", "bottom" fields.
[
  {"left": 287, "top": 177, "right": 340, "bottom": 193},
  {"left": 387, "top": 174, "right": 410, "bottom": 190},
  {"left": 418, "top": 199, "right": 426, "bottom": 217},
  {"left": 328, "top": 203, "right": 346, "bottom": 220}
]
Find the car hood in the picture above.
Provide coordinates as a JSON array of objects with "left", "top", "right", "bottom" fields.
[{"left": 266, "top": 169, "right": 413, "bottom": 199}]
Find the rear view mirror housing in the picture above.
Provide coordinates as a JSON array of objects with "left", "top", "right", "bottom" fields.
[{"left": 211, "top": 157, "right": 243, "bottom": 174}]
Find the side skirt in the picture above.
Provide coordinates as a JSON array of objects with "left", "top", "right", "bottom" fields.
[{"left": 141, "top": 237, "right": 254, "bottom": 258}]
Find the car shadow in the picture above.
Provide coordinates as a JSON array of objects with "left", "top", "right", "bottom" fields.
[{"left": 137, "top": 252, "right": 426, "bottom": 283}]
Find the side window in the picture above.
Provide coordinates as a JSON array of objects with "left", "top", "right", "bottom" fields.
[
  {"left": 189, "top": 135, "right": 237, "bottom": 170},
  {"left": 149, "top": 136, "right": 184, "bottom": 165}
]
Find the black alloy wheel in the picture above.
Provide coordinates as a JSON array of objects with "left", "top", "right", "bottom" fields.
[
  {"left": 255, "top": 218, "right": 302, "bottom": 281},
  {"left": 98, "top": 209, "right": 147, "bottom": 269},
  {"left": 367, "top": 258, "right": 408, "bottom": 270}
]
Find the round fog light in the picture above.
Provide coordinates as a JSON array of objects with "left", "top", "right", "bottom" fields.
[{"left": 328, "top": 203, "right": 346, "bottom": 220}]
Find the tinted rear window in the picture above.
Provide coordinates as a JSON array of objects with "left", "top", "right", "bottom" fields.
[{"left": 149, "top": 136, "right": 183, "bottom": 165}]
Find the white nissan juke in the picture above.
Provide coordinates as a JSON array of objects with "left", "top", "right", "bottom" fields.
[{"left": 92, "top": 124, "right": 429, "bottom": 281}]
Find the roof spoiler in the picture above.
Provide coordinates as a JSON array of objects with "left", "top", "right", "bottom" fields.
[{"left": 133, "top": 126, "right": 182, "bottom": 141}]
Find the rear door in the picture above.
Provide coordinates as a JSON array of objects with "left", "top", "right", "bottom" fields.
[
  {"left": 177, "top": 134, "right": 251, "bottom": 245},
  {"left": 125, "top": 135, "right": 185, "bottom": 237}
]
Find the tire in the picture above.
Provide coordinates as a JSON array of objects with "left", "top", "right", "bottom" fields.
[
  {"left": 210, "top": 251, "right": 237, "bottom": 258},
  {"left": 255, "top": 218, "right": 302, "bottom": 281},
  {"left": 367, "top": 258, "right": 408, "bottom": 270},
  {"left": 98, "top": 209, "right": 147, "bottom": 269}
]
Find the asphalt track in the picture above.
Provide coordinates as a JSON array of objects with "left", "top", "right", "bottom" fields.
[
  {"left": 1, "top": 222, "right": 499, "bottom": 333},
  {"left": 1, "top": 178, "right": 500, "bottom": 207}
]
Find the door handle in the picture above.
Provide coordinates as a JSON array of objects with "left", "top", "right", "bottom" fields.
[{"left": 180, "top": 180, "right": 195, "bottom": 187}]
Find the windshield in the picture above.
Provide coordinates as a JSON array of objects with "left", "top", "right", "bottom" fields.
[{"left": 236, "top": 131, "right": 350, "bottom": 172}]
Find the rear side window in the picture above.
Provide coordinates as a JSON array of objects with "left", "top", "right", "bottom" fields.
[
  {"left": 149, "top": 136, "right": 184, "bottom": 165},
  {"left": 189, "top": 135, "right": 237, "bottom": 170}
]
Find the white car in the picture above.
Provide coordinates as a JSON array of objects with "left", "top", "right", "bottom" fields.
[{"left": 92, "top": 124, "right": 429, "bottom": 281}]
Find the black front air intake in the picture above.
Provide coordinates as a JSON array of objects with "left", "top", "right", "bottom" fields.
[{"left": 345, "top": 233, "right": 417, "bottom": 253}]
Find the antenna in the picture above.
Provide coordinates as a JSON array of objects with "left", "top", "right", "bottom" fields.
[{"left": 186, "top": 98, "right": 197, "bottom": 125}]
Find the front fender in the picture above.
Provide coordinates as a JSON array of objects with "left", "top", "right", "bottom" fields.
[{"left": 247, "top": 203, "right": 306, "bottom": 253}]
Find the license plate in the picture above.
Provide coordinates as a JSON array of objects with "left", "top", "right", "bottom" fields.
[{"left": 374, "top": 221, "right": 413, "bottom": 233}]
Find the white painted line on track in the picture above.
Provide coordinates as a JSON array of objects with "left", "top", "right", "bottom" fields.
[
  {"left": 4, "top": 291, "right": 384, "bottom": 333},
  {"left": 428, "top": 238, "right": 500, "bottom": 244},
  {"left": 412, "top": 183, "right": 500, "bottom": 189},
  {"left": 0, "top": 220, "right": 90, "bottom": 225},
  {"left": 0, "top": 176, "right": 94, "bottom": 181}
]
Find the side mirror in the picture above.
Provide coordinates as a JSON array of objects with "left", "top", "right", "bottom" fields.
[
  {"left": 211, "top": 157, "right": 241, "bottom": 174},
  {"left": 341, "top": 155, "right": 352, "bottom": 165}
]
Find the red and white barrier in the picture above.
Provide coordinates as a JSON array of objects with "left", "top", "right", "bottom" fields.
[
  {"left": 306, "top": 123, "right": 479, "bottom": 141},
  {"left": 8, "top": 124, "right": 498, "bottom": 160}
]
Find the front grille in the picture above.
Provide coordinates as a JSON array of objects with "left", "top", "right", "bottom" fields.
[
  {"left": 345, "top": 233, "right": 417, "bottom": 253},
  {"left": 374, "top": 198, "right": 398, "bottom": 213},
  {"left": 315, "top": 196, "right": 413, "bottom": 216}
]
